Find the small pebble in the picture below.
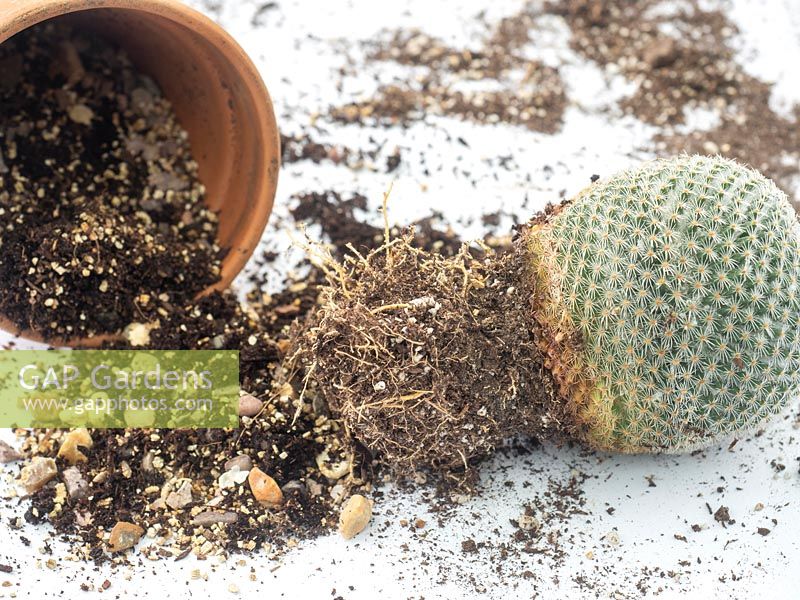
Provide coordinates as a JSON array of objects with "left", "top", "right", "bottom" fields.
[
  {"left": 68, "top": 103, "right": 94, "bottom": 125},
  {"left": 247, "top": 467, "right": 283, "bottom": 507},
  {"left": 165, "top": 479, "right": 193, "bottom": 510},
  {"left": 57, "top": 428, "right": 93, "bottom": 465},
  {"left": 316, "top": 450, "right": 350, "bottom": 480},
  {"left": 123, "top": 322, "right": 153, "bottom": 347},
  {"left": 281, "top": 480, "right": 306, "bottom": 495},
  {"left": 238, "top": 393, "right": 263, "bottom": 418},
  {"left": 141, "top": 450, "right": 156, "bottom": 472},
  {"left": 108, "top": 521, "right": 144, "bottom": 552},
  {"left": 19, "top": 457, "right": 58, "bottom": 494},
  {"left": 191, "top": 511, "right": 238, "bottom": 527},
  {"left": 57, "top": 40, "right": 85, "bottom": 85},
  {"left": 339, "top": 494, "right": 372, "bottom": 540},
  {"left": 63, "top": 466, "right": 90, "bottom": 501},
  {"left": 642, "top": 36, "right": 678, "bottom": 68},
  {"left": 312, "top": 394, "right": 329, "bottom": 417},
  {"left": 0, "top": 440, "right": 21, "bottom": 463},
  {"left": 219, "top": 466, "right": 249, "bottom": 490},
  {"left": 224, "top": 455, "right": 253, "bottom": 473}
]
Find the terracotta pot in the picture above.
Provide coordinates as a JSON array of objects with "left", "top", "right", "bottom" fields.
[{"left": 0, "top": 0, "right": 280, "bottom": 346}]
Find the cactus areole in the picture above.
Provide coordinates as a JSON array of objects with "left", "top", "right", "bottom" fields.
[
  {"left": 300, "top": 156, "right": 800, "bottom": 471},
  {"left": 526, "top": 155, "right": 800, "bottom": 452}
]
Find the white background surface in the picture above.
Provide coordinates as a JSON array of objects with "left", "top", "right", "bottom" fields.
[{"left": 1, "top": 0, "right": 799, "bottom": 598}]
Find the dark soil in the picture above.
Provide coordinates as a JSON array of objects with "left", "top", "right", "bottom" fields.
[
  {"left": 281, "top": 132, "right": 402, "bottom": 174},
  {"left": 26, "top": 407, "right": 346, "bottom": 561},
  {"left": 290, "top": 190, "right": 464, "bottom": 259},
  {"left": 0, "top": 22, "right": 223, "bottom": 340},
  {"left": 19, "top": 262, "right": 357, "bottom": 562}
]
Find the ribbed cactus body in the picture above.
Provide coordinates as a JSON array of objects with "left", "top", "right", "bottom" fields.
[{"left": 528, "top": 155, "right": 800, "bottom": 452}]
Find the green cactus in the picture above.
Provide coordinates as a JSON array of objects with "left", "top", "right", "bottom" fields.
[
  {"left": 526, "top": 155, "right": 800, "bottom": 452},
  {"left": 302, "top": 155, "right": 800, "bottom": 471}
]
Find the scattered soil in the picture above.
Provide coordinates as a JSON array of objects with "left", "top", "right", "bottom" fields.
[
  {"left": 545, "top": 0, "right": 800, "bottom": 192},
  {"left": 0, "top": 22, "right": 223, "bottom": 340},
  {"left": 290, "top": 190, "right": 464, "bottom": 258},
  {"left": 330, "top": 27, "right": 567, "bottom": 133},
  {"left": 281, "top": 133, "right": 402, "bottom": 174},
  {"left": 331, "top": 0, "right": 800, "bottom": 199},
  {"left": 16, "top": 238, "right": 365, "bottom": 562},
  {"left": 656, "top": 78, "right": 800, "bottom": 194},
  {"left": 291, "top": 191, "right": 384, "bottom": 255},
  {"left": 507, "top": 469, "right": 590, "bottom": 567},
  {"left": 21, "top": 393, "right": 356, "bottom": 562},
  {"left": 548, "top": 0, "right": 743, "bottom": 126}
]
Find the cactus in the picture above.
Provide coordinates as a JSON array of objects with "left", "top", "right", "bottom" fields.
[
  {"left": 300, "top": 155, "right": 800, "bottom": 472},
  {"left": 526, "top": 155, "right": 800, "bottom": 452}
]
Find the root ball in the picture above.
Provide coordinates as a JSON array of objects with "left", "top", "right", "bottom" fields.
[{"left": 298, "top": 237, "right": 567, "bottom": 473}]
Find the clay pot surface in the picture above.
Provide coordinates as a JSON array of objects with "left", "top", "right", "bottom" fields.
[{"left": 0, "top": 0, "right": 280, "bottom": 345}]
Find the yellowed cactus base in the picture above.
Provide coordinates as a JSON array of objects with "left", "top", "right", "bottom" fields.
[{"left": 522, "top": 221, "right": 644, "bottom": 453}]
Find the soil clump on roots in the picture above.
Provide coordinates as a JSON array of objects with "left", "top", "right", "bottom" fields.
[{"left": 292, "top": 232, "right": 571, "bottom": 477}]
